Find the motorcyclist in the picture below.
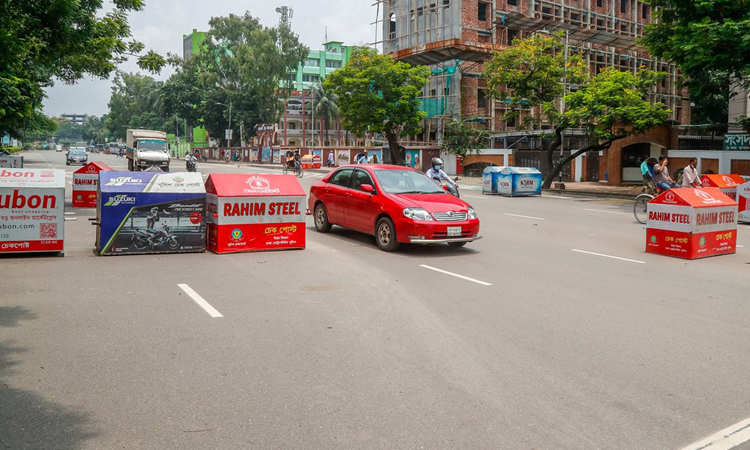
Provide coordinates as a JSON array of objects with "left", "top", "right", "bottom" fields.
[
  {"left": 185, "top": 152, "right": 196, "bottom": 171},
  {"left": 426, "top": 157, "right": 457, "bottom": 188},
  {"left": 146, "top": 207, "right": 159, "bottom": 230}
]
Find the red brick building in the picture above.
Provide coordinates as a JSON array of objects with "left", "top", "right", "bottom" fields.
[{"left": 378, "top": 0, "right": 691, "bottom": 184}]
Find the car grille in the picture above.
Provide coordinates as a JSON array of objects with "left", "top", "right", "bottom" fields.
[{"left": 432, "top": 211, "right": 468, "bottom": 222}]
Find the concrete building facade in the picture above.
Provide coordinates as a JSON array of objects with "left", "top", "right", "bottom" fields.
[{"left": 378, "top": 0, "right": 692, "bottom": 184}]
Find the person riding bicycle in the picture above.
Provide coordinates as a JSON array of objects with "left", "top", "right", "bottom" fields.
[
  {"left": 293, "top": 151, "right": 302, "bottom": 172},
  {"left": 285, "top": 151, "right": 295, "bottom": 169},
  {"left": 426, "top": 158, "right": 456, "bottom": 189}
]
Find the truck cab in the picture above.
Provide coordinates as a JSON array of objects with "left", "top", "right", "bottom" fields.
[{"left": 126, "top": 129, "right": 170, "bottom": 172}]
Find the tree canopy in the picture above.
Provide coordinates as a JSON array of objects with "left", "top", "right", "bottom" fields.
[
  {"left": 484, "top": 33, "right": 670, "bottom": 187},
  {"left": 324, "top": 48, "right": 430, "bottom": 163},
  {"left": 0, "top": 0, "right": 165, "bottom": 138},
  {"left": 307, "top": 83, "right": 341, "bottom": 146},
  {"left": 440, "top": 119, "right": 491, "bottom": 157}
]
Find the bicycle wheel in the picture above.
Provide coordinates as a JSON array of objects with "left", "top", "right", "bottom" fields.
[
  {"left": 282, "top": 164, "right": 288, "bottom": 175},
  {"left": 633, "top": 194, "right": 653, "bottom": 225}
]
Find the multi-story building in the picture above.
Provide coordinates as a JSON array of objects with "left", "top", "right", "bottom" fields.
[
  {"left": 378, "top": 0, "right": 692, "bottom": 184},
  {"left": 61, "top": 113, "right": 89, "bottom": 125},
  {"left": 279, "top": 41, "right": 361, "bottom": 147}
]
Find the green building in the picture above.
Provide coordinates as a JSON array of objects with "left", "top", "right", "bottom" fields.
[
  {"left": 182, "top": 29, "right": 209, "bottom": 150},
  {"left": 287, "top": 41, "right": 356, "bottom": 91}
]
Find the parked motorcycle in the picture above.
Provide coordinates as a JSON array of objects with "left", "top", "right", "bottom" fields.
[
  {"left": 131, "top": 223, "right": 179, "bottom": 250},
  {"left": 443, "top": 177, "right": 460, "bottom": 198},
  {"left": 185, "top": 155, "right": 197, "bottom": 172}
]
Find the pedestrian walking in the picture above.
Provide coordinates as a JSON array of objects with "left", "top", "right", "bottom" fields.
[{"left": 327, "top": 151, "right": 334, "bottom": 168}]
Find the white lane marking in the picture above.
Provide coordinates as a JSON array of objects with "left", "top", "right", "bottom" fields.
[
  {"left": 178, "top": 284, "right": 223, "bottom": 318},
  {"left": 584, "top": 208, "right": 628, "bottom": 215},
  {"left": 419, "top": 265, "right": 492, "bottom": 286},
  {"left": 545, "top": 195, "right": 574, "bottom": 199},
  {"left": 464, "top": 195, "right": 488, "bottom": 200},
  {"left": 64, "top": 212, "right": 75, "bottom": 215},
  {"left": 738, "top": 245, "right": 745, "bottom": 248},
  {"left": 462, "top": 185, "right": 482, "bottom": 191},
  {"left": 571, "top": 249, "right": 646, "bottom": 264},
  {"left": 679, "top": 417, "right": 750, "bottom": 450},
  {"left": 64, "top": 217, "right": 77, "bottom": 221},
  {"left": 505, "top": 213, "right": 545, "bottom": 221}
]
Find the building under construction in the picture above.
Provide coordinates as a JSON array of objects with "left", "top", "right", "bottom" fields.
[{"left": 375, "top": 0, "right": 692, "bottom": 185}]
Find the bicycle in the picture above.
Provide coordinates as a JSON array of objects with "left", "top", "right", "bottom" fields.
[
  {"left": 633, "top": 175, "right": 661, "bottom": 224},
  {"left": 282, "top": 160, "right": 303, "bottom": 178}
]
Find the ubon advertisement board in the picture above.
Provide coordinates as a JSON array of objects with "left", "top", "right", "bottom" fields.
[
  {"left": 645, "top": 188, "right": 738, "bottom": 259},
  {"left": 96, "top": 172, "right": 206, "bottom": 256},
  {"left": 0, "top": 169, "right": 65, "bottom": 254},
  {"left": 205, "top": 173, "right": 306, "bottom": 253}
]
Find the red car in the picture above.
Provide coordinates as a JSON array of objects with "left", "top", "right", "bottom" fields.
[{"left": 308, "top": 164, "right": 481, "bottom": 251}]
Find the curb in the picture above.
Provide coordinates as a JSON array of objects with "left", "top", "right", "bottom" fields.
[
  {"left": 543, "top": 188, "right": 639, "bottom": 200},
  {"left": 193, "top": 159, "right": 331, "bottom": 174}
]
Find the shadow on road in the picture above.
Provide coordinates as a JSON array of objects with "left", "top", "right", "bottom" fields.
[{"left": 0, "top": 308, "right": 98, "bottom": 449}]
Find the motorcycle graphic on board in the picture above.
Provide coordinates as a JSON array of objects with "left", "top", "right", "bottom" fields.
[{"left": 131, "top": 223, "right": 179, "bottom": 250}]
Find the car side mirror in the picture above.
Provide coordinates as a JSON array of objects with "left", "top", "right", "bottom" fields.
[{"left": 361, "top": 184, "right": 375, "bottom": 194}]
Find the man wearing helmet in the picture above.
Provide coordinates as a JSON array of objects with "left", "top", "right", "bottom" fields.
[
  {"left": 426, "top": 157, "right": 457, "bottom": 192},
  {"left": 147, "top": 207, "right": 160, "bottom": 230}
]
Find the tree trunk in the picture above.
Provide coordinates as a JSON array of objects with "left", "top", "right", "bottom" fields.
[
  {"left": 385, "top": 131, "right": 402, "bottom": 164},
  {"left": 543, "top": 136, "right": 625, "bottom": 189},
  {"left": 541, "top": 127, "right": 564, "bottom": 189}
]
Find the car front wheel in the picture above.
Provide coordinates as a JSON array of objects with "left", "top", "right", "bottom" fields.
[
  {"left": 314, "top": 204, "right": 332, "bottom": 233},
  {"left": 375, "top": 217, "right": 399, "bottom": 252}
]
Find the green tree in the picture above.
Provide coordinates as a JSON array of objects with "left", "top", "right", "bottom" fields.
[
  {"left": 324, "top": 48, "right": 430, "bottom": 163},
  {"left": 0, "top": 0, "right": 165, "bottom": 138},
  {"left": 53, "top": 118, "right": 84, "bottom": 142},
  {"left": 484, "top": 34, "right": 670, "bottom": 188},
  {"left": 81, "top": 116, "right": 107, "bottom": 145},
  {"left": 106, "top": 73, "right": 166, "bottom": 140},
  {"left": 440, "top": 118, "right": 491, "bottom": 157},
  {"left": 198, "top": 13, "right": 308, "bottom": 145},
  {"left": 307, "top": 83, "right": 341, "bottom": 146},
  {"left": 642, "top": 1, "right": 750, "bottom": 91}
]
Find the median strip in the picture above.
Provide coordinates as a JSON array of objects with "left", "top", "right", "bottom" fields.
[{"left": 679, "top": 417, "right": 750, "bottom": 450}]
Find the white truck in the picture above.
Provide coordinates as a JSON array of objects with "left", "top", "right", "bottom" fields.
[{"left": 126, "top": 129, "right": 170, "bottom": 172}]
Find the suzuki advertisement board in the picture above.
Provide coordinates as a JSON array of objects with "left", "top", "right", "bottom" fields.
[
  {"left": 73, "top": 161, "right": 113, "bottom": 208},
  {"left": 205, "top": 174, "right": 305, "bottom": 253},
  {"left": 97, "top": 172, "right": 206, "bottom": 256},
  {"left": 496, "top": 167, "right": 542, "bottom": 197},
  {"left": 646, "top": 188, "right": 738, "bottom": 259},
  {"left": 0, "top": 169, "right": 65, "bottom": 254}
]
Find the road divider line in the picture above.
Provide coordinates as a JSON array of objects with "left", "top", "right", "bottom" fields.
[
  {"left": 545, "top": 195, "right": 574, "bottom": 199},
  {"left": 464, "top": 195, "right": 488, "bottom": 200},
  {"left": 584, "top": 208, "right": 628, "bottom": 215},
  {"left": 679, "top": 417, "right": 750, "bottom": 450},
  {"left": 178, "top": 284, "right": 223, "bottom": 318},
  {"left": 505, "top": 213, "right": 545, "bottom": 221},
  {"left": 738, "top": 245, "right": 745, "bottom": 248},
  {"left": 419, "top": 265, "right": 492, "bottom": 286},
  {"left": 571, "top": 249, "right": 645, "bottom": 264}
]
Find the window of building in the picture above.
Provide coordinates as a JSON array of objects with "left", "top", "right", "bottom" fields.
[
  {"left": 642, "top": 5, "right": 649, "bottom": 19},
  {"left": 288, "top": 122, "right": 296, "bottom": 130},
  {"left": 442, "top": 0, "right": 450, "bottom": 7},
  {"left": 506, "top": 115, "right": 516, "bottom": 128},
  {"left": 303, "top": 75, "right": 319, "bottom": 83},
  {"left": 508, "top": 0, "right": 517, "bottom": 6},
  {"left": 389, "top": 13, "right": 396, "bottom": 37},
  {"left": 596, "top": 0, "right": 602, "bottom": 7},
  {"left": 305, "top": 59, "right": 319, "bottom": 67},
  {"left": 325, "top": 61, "right": 341, "bottom": 69},
  {"left": 477, "top": 89, "right": 486, "bottom": 109},
  {"left": 508, "top": 28, "right": 518, "bottom": 45},
  {"left": 620, "top": 0, "right": 627, "bottom": 13},
  {"left": 596, "top": 18, "right": 604, "bottom": 30},
  {"left": 430, "top": 89, "right": 437, "bottom": 96},
  {"left": 478, "top": 2, "right": 487, "bottom": 21},
  {"left": 571, "top": 12, "right": 580, "bottom": 22}
]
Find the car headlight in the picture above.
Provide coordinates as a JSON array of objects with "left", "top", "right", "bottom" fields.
[
  {"left": 403, "top": 208, "right": 434, "bottom": 221},
  {"left": 468, "top": 207, "right": 477, "bottom": 220}
]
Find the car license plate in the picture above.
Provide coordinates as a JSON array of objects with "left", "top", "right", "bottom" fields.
[{"left": 447, "top": 226, "right": 462, "bottom": 237}]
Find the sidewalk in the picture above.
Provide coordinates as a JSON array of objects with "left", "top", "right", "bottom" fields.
[{"left": 195, "top": 158, "right": 640, "bottom": 198}]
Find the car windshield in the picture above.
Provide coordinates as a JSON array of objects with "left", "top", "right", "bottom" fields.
[
  {"left": 138, "top": 140, "right": 167, "bottom": 152},
  {"left": 70, "top": 149, "right": 86, "bottom": 155},
  {"left": 373, "top": 169, "right": 446, "bottom": 194}
]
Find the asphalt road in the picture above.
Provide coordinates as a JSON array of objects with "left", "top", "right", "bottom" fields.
[{"left": 2, "top": 150, "right": 750, "bottom": 450}]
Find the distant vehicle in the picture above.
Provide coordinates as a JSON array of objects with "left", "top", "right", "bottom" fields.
[
  {"left": 106, "top": 142, "right": 119, "bottom": 154},
  {"left": 56, "top": 144, "right": 63, "bottom": 152},
  {"left": 66, "top": 147, "right": 88, "bottom": 166},
  {"left": 308, "top": 165, "right": 481, "bottom": 252},
  {"left": 126, "top": 129, "right": 170, "bottom": 172}
]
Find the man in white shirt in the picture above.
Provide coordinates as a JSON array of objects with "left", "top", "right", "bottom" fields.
[{"left": 682, "top": 158, "right": 702, "bottom": 188}]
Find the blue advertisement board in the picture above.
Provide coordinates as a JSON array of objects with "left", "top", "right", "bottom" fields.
[
  {"left": 97, "top": 172, "right": 206, "bottom": 255},
  {"left": 496, "top": 167, "right": 542, "bottom": 197}
]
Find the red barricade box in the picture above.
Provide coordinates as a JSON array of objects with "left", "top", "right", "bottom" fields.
[
  {"left": 205, "top": 174, "right": 306, "bottom": 253},
  {"left": 700, "top": 174, "right": 745, "bottom": 201},
  {"left": 646, "top": 188, "right": 738, "bottom": 259},
  {"left": 73, "top": 161, "right": 113, "bottom": 207},
  {"left": 301, "top": 154, "right": 321, "bottom": 169},
  {"left": 739, "top": 180, "right": 750, "bottom": 223}
]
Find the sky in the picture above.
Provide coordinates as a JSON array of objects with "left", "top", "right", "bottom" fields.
[{"left": 43, "top": 0, "right": 379, "bottom": 118}]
